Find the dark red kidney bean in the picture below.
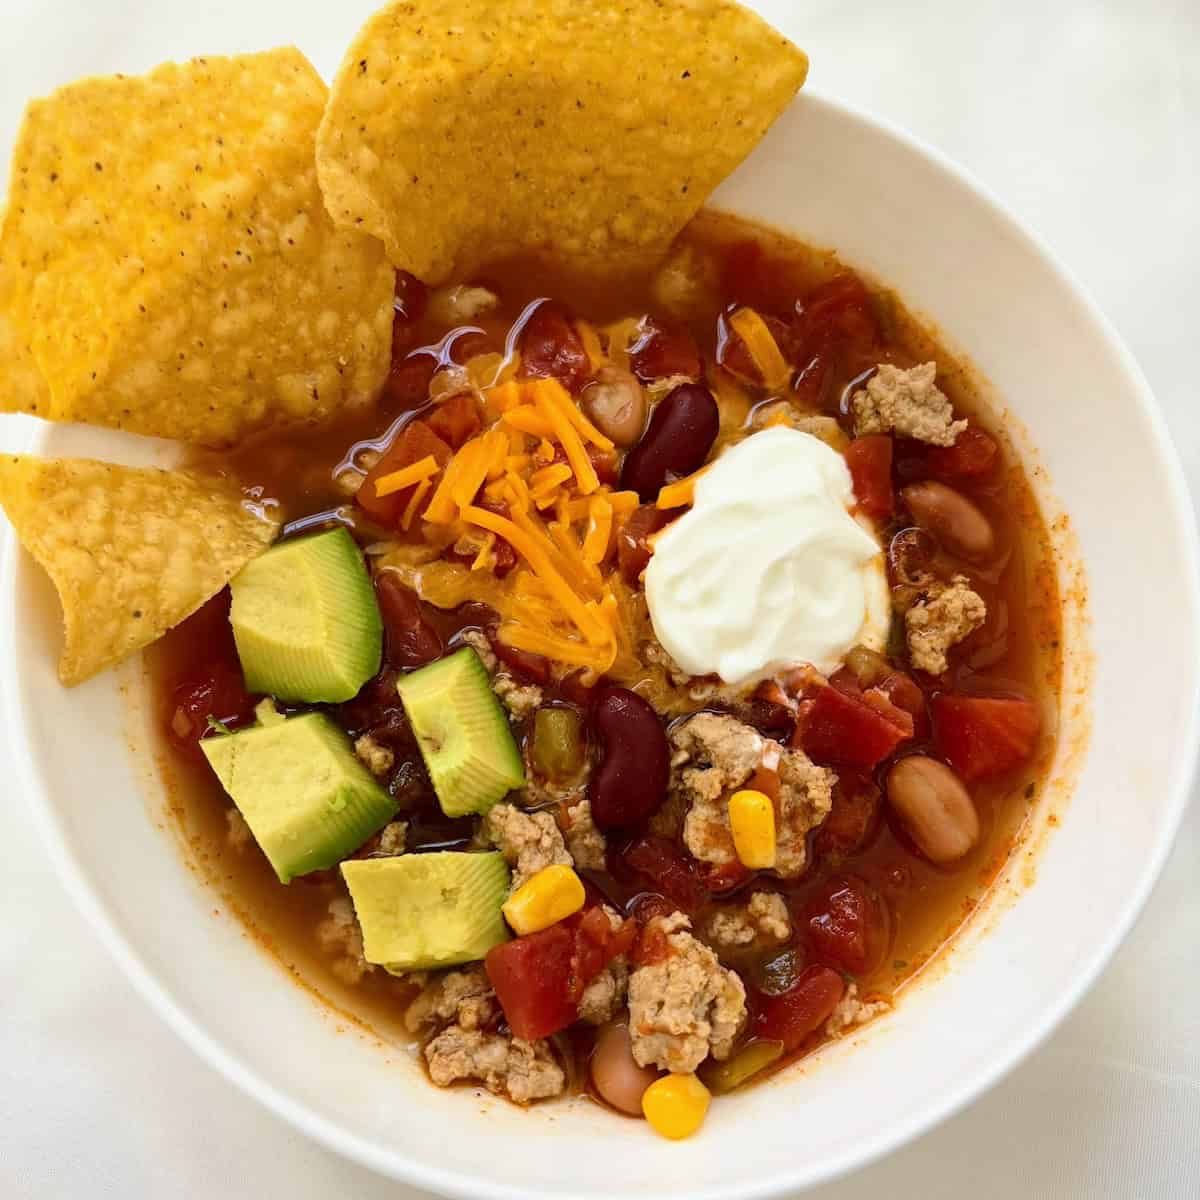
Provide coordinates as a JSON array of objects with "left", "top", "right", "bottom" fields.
[
  {"left": 375, "top": 572, "right": 443, "bottom": 668},
  {"left": 619, "top": 382, "right": 719, "bottom": 502},
  {"left": 588, "top": 687, "right": 670, "bottom": 830}
]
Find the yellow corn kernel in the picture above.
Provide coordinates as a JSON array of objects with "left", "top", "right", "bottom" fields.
[
  {"left": 502, "top": 864, "right": 586, "bottom": 935},
  {"left": 642, "top": 1074, "right": 711, "bottom": 1140},
  {"left": 728, "top": 788, "right": 776, "bottom": 869}
]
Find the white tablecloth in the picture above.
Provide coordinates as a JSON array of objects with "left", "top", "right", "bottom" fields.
[{"left": 2, "top": 1, "right": 1198, "bottom": 1196}]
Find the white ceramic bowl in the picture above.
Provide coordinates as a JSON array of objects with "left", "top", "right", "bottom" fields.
[{"left": 5, "top": 91, "right": 1199, "bottom": 1199}]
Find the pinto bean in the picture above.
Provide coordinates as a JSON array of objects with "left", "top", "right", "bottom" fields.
[
  {"left": 591, "top": 1023, "right": 658, "bottom": 1115},
  {"left": 588, "top": 687, "right": 669, "bottom": 830},
  {"left": 619, "top": 382, "right": 719, "bottom": 501},
  {"left": 581, "top": 367, "right": 648, "bottom": 447},
  {"left": 886, "top": 755, "right": 979, "bottom": 864},
  {"left": 901, "top": 481, "right": 996, "bottom": 562}
]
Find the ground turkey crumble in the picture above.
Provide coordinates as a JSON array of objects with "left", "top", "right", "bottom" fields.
[
  {"left": 408, "top": 965, "right": 567, "bottom": 1104},
  {"left": 851, "top": 362, "right": 967, "bottom": 447},
  {"left": 405, "top": 965, "right": 498, "bottom": 1034},
  {"left": 225, "top": 807, "right": 252, "bottom": 850},
  {"left": 905, "top": 575, "right": 987, "bottom": 674},
  {"left": 485, "top": 802, "right": 572, "bottom": 889},
  {"left": 628, "top": 912, "right": 747, "bottom": 1073},
  {"left": 315, "top": 896, "right": 374, "bottom": 985},
  {"left": 668, "top": 712, "right": 835, "bottom": 879},
  {"left": 704, "top": 892, "right": 792, "bottom": 951},
  {"left": 354, "top": 732, "right": 395, "bottom": 777},
  {"left": 560, "top": 797, "right": 607, "bottom": 870},
  {"left": 577, "top": 906, "right": 629, "bottom": 1025},
  {"left": 824, "top": 982, "right": 892, "bottom": 1037},
  {"left": 461, "top": 630, "right": 543, "bottom": 720},
  {"left": 424, "top": 1028, "right": 566, "bottom": 1103}
]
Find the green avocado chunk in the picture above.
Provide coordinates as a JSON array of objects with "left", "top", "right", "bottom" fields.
[
  {"left": 341, "top": 851, "right": 510, "bottom": 972},
  {"left": 396, "top": 647, "right": 525, "bottom": 818},
  {"left": 229, "top": 527, "right": 381, "bottom": 703},
  {"left": 201, "top": 710, "right": 397, "bottom": 884}
]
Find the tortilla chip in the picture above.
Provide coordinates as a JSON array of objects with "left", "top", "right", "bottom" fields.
[
  {"left": 0, "top": 455, "right": 278, "bottom": 685},
  {"left": 0, "top": 49, "right": 394, "bottom": 446},
  {"left": 316, "top": 0, "right": 807, "bottom": 283}
]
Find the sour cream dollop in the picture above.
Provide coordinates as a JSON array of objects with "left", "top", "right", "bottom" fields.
[{"left": 644, "top": 427, "right": 889, "bottom": 684}]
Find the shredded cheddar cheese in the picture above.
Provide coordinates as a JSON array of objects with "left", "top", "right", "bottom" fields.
[
  {"left": 729, "top": 308, "right": 791, "bottom": 391},
  {"left": 373, "top": 454, "right": 440, "bottom": 498},
  {"left": 460, "top": 504, "right": 609, "bottom": 645},
  {"left": 531, "top": 380, "right": 599, "bottom": 494},
  {"left": 576, "top": 321, "right": 606, "bottom": 372},
  {"left": 583, "top": 495, "right": 613, "bottom": 564},
  {"left": 656, "top": 464, "right": 711, "bottom": 510},
  {"left": 401, "top": 477, "right": 433, "bottom": 531}
]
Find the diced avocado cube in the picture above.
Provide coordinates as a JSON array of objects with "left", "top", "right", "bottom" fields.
[
  {"left": 397, "top": 647, "right": 524, "bottom": 818},
  {"left": 341, "top": 851, "right": 510, "bottom": 972},
  {"left": 230, "top": 527, "right": 381, "bottom": 704},
  {"left": 201, "top": 711, "right": 397, "bottom": 883}
]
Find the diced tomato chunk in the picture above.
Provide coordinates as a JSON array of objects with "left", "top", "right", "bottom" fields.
[
  {"left": 697, "top": 858, "right": 754, "bottom": 895},
  {"left": 486, "top": 922, "right": 578, "bottom": 1040},
  {"left": 426, "top": 393, "right": 481, "bottom": 449},
  {"left": 628, "top": 319, "right": 702, "bottom": 382},
  {"left": 803, "top": 875, "right": 891, "bottom": 975},
  {"left": 874, "top": 671, "right": 930, "bottom": 740},
  {"left": 844, "top": 435, "right": 894, "bottom": 520},
  {"left": 754, "top": 965, "right": 845, "bottom": 1051},
  {"left": 165, "top": 592, "right": 257, "bottom": 761},
  {"left": 622, "top": 835, "right": 707, "bottom": 915},
  {"left": 813, "top": 776, "right": 881, "bottom": 860},
  {"left": 905, "top": 426, "right": 1000, "bottom": 483},
  {"left": 616, "top": 503, "right": 671, "bottom": 584},
  {"left": 791, "top": 348, "right": 835, "bottom": 410},
  {"left": 518, "top": 302, "right": 589, "bottom": 393},
  {"left": 719, "top": 239, "right": 794, "bottom": 314},
  {"left": 486, "top": 906, "right": 630, "bottom": 1039},
  {"left": 794, "top": 273, "right": 879, "bottom": 350},
  {"left": 356, "top": 419, "right": 452, "bottom": 525},
  {"left": 931, "top": 693, "right": 1041, "bottom": 782},
  {"left": 797, "top": 682, "right": 913, "bottom": 768}
]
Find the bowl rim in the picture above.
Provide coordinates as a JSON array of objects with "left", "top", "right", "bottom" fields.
[{"left": 5, "top": 87, "right": 1199, "bottom": 1200}]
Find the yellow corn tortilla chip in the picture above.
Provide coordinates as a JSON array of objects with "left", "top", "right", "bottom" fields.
[
  {"left": 0, "top": 49, "right": 394, "bottom": 446},
  {"left": 0, "top": 454, "right": 278, "bottom": 685},
  {"left": 316, "top": 0, "right": 807, "bottom": 283}
]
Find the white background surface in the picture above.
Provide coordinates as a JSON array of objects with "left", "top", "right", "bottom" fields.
[{"left": 1, "top": 0, "right": 1198, "bottom": 1196}]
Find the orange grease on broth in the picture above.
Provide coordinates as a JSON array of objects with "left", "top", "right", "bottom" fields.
[{"left": 151, "top": 209, "right": 1063, "bottom": 1066}]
